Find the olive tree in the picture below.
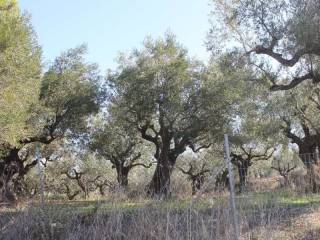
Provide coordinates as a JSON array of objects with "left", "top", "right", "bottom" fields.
[
  {"left": 215, "top": 52, "right": 279, "bottom": 193},
  {"left": 0, "top": 1, "right": 42, "bottom": 203},
  {"left": 90, "top": 119, "right": 152, "bottom": 188},
  {"left": 209, "top": 0, "right": 320, "bottom": 192},
  {"left": 45, "top": 150, "right": 113, "bottom": 200},
  {"left": 108, "top": 35, "right": 237, "bottom": 197},
  {"left": 209, "top": 0, "right": 320, "bottom": 91},
  {"left": 177, "top": 152, "right": 213, "bottom": 195},
  {"left": 275, "top": 85, "right": 320, "bottom": 192},
  {"left": 0, "top": 45, "right": 101, "bottom": 203},
  {"left": 0, "top": 0, "right": 42, "bottom": 145}
]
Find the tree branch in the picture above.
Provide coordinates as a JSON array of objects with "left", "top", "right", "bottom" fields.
[
  {"left": 270, "top": 72, "right": 315, "bottom": 91},
  {"left": 248, "top": 43, "right": 307, "bottom": 67},
  {"left": 19, "top": 108, "right": 69, "bottom": 145},
  {"left": 189, "top": 143, "right": 212, "bottom": 153},
  {"left": 24, "top": 160, "right": 38, "bottom": 173},
  {"left": 250, "top": 147, "right": 275, "bottom": 161},
  {"left": 137, "top": 123, "right": 159, "bottom": 146},
  {"left": 130, "top": 162, "right": 154, "bottom": 169},
  {"left": 282, "top": 118, "right": 303, "bottom": 146}
]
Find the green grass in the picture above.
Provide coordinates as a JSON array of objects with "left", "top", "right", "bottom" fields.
[
  {"left": 279, "top": 194, "right": 320, "bottom": 207},
  {"left": 2, "top": 190, "right": 320, "bottom": 218},
  {"left": 235, "top": 190, "right": 320, "bottom": 207}
]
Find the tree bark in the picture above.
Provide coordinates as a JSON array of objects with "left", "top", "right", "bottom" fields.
[
  {"left": 298, "top": 142, "right": 320, "bottom": 193},
  {"left": 237, "top": 165, "right": 248, "bottom": 193},
  {"left": 191, "top": 175, "right": 205, "bottom": 195},
  {"left": 147, "top": 128, "right": 172, "bottom": 197},
  {"left": 215, "top": 169, "right": 229, "bottom": 191},
  {"left": 306, "top": 163, "right": 320, "bottom": 193},
  {"left": 116, "top": 165, "right": 129, "bottom": 188},
  {"left": 191, "top": 180, "right": 197, "bottom": 196},
  {"left": 284, "top": 120, "right": 320, "bottom": 193},
  {"left": 147, "top": 160, "right": 172, "bottom": 197},
  {"left": 0, "top": 148, "right": 20, "bottom": 204},
  {"left": 0, "top": 175, "right": 16, "bottom": 204},
  {"left": 231, "top": 154, "right": 250, "bottom": 193}
]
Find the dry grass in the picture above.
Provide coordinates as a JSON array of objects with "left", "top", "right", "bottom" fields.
[{"left": 1, "top": 189, "right": 320, "bottom": 240}]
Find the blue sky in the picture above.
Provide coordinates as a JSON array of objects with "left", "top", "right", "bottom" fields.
[{"left": 20, "top": 0, "right": 211, "bottom": 71}]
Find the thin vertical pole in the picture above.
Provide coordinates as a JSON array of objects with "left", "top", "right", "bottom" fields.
[
  {"left": 224, "top": 134, "right": 240, "bottom": 240},
  {"left": 36, "top": 144, "right": 45, "bottom": 207},
  {"left": 315, "top": 147, "right": 319, "bottom": 163}
]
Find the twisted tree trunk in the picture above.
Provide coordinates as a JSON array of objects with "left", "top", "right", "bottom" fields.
[
  {"left": 298, "top": 143, "right": 320, "bottom": 193},
  {"left": 116, "top": 165, "right": 130, "bottom": 188},
  {"left": 147, "top": 160, "right": 172, "bottom": 197},
  {"left": 147, "top": 128, "right": 172, "bottom": 197},
  {"left": 283, "top": 120, "right": 320, "bottom": 193},
  {"left": 237, "top": 165, "right": 248, "bottom": 193},
  {"left": 0, "top": 148, "right": 20, "bottom": 204},
  {"left": 304, "top": 159, "right": 320, "bottom": 193},
  {"left": 191, "top": 175, "right": 206, "bottom": 195}
]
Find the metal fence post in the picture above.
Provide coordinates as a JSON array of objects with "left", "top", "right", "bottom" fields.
[
  {"left": 315, "top": 147, "right": 319, "bottom": 163},
  {"left": 224, "top": 134, "right": 240, "bottom": 240},
  {"left": 36, "top": 144, "right": 45, "bottom": 207}
]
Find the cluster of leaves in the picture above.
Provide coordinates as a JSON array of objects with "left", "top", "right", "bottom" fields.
[{"left": 0, "top": 0, "right": 41, "bottom": 145}]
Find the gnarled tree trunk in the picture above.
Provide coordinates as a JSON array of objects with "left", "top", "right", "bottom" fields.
[
  {"left": 116, "top": 165, "right": 130, "bottom": 188},
  {"left": 237, "top": 164, "right": 248, "bottom": 193},
  {"left": 303, "top": 156, "right": 320, "bottom": 193},
  {"left": 191, "top": 175, "right": 206, "bottom": 195},
  {"left": 298, "top": 142, "right": 320, "bottom": 193},
  {"left": 231, "top": 154, "right": 251, "bottom": 193},
  {"left": 215, "top": 169, "right": 229, "bottom": 191},
  {"left": 147, "top": 128, "right": 173, "bottom": 197},
  {"left": 147, "top": 160, "right": 172, "bottom": 197},
  {"left": 0, "top": 148, "right": 21, "bottom": 204},
  {"left": 284, "top": 120, "right": 320, "bottom": 193}
]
